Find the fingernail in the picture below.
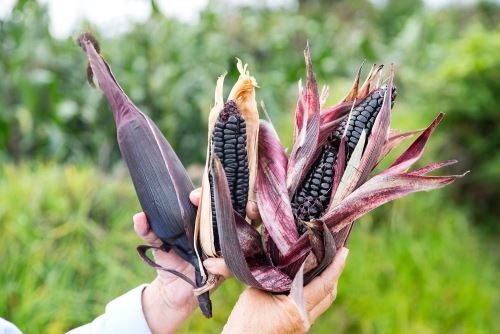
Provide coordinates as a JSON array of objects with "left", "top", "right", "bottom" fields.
[
  {"left": 191, "top": 188, "right": 201, "bottom": 197},
  {"left": 133, "top": 213, "right": 141, "bottom": 222}
]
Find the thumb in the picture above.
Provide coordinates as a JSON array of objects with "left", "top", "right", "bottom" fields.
[{"left": 203, "top": 258, "right": 233, "bottom": 278}]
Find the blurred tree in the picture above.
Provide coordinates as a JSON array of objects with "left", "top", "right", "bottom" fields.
[
  {"left": 0, "top": 0, "right": 499, "bottom": 224},
  {"left": 0, "top": 1, "right": 114, "bottom": 165},
  {"left": 427, "top": 26, "right": 500, "bottom": 228},
  {"left": 375, "top": 0, "right": 424, "bottom": 41},
  {"left": 0, "top": 0, "right": 386, "bottom": 166}
]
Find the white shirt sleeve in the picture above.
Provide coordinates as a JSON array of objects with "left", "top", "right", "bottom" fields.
[
  {"left": 0, "top": 318, "right": 23, "bottom": 334},
  {"left": 67, "top": 284, "right": 151, "bottom": 334}
]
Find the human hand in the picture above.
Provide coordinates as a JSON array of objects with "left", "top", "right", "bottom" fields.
[
  {"left": 135, "top": 188, "right": 231, "bottom": 334},
  {"left": 222, "top": 247, "right": 349, "bottom": 334},
  {"left": 134, "top": 210, "right": 196, "bottom": 334}
]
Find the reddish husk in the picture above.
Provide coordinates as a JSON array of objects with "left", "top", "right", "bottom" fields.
[{"left": 215, "top": 45, "right": 466, "bottom": 303}]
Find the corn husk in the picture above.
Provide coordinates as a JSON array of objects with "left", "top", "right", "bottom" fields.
[
  {"left": 195, "top": 60, "right": 259, "bottom": 260},
  {"left": 215, "top": 45, "right": 466, "bottom": 322},
  {"left": 78, "top": 32, "right": 212, "bottom": 318}
]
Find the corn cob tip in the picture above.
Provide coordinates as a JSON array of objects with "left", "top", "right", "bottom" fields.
[
  {"left": 77, "top": 32, "right": 102, "bottom": 87},
  {"left": 77, "top": 32, "right": 100, "bottom": 54},
  {"left": 304, "top": 42, "right": 312, "bottom": 72},
  {"left": 342, "top": 61, "right": 364, "bottom": 103}
]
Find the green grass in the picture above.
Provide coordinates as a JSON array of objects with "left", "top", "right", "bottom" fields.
[
  {"left": 0, "top": 164, "right": 498, "bottom": 333},
  {"left": 313, "top": 195, "right": 499, "bottom": 334}
]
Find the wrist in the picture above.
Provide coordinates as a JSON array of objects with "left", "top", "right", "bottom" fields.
[
  {"left": 222, "top": 288, "right": 307, "bottom": 334},
  {"left": 141, "top": 278, "right": 193, "bottom": 333}
]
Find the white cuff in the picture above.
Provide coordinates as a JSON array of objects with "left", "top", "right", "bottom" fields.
[
  {"left": 67, "top": 284, "right": 151, "bottom": 334},
  {"left": 0, "top": 318, "right": 23, "bottom": 334}
]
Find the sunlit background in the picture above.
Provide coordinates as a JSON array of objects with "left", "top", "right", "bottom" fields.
[{"left": 0, "top": 0, "right": 499, "bottom": 333}]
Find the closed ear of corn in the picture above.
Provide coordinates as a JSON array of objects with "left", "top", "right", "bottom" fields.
[{"left": 78, "top": 32, "right": 212, "bottom": 318}]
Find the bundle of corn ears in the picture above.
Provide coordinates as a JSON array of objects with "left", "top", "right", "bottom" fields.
[
  {"left": 194, "top": 44, "right": 466, "bottom": 303},
  {"left": 78, "top": 32, "right": 464, "bottom": 319}
]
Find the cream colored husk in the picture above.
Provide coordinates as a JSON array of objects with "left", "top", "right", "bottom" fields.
[{"left": 195, "top": 59, "right": 259, "bottom": 260}]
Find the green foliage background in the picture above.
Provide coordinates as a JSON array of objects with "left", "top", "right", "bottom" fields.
[{"left": 0, "top": 0, "right": 499, "bottom": 333}]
